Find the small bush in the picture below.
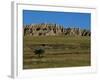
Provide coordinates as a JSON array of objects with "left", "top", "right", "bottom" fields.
[{"left": 34, "top": 48, "right": 45, "bottom": 58}]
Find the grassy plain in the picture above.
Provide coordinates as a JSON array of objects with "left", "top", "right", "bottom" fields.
[{"left": 23, "top": 36, "right": 90, "bottom": 69}]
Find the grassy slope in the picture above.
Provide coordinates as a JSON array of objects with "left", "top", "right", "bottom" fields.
[{"left": 23, "top": 36, "right": 90, "bottom": 69}]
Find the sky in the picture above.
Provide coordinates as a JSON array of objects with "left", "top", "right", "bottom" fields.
[{"left": 23, "top": 10, "right": 91, "bottom": 29}]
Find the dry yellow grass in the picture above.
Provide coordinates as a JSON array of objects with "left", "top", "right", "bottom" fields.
[{"left": 23, "top": 36, "right": 90, "bottom": 69}]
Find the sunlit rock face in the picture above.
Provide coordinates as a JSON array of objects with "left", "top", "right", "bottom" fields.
[{"left": 23, "top": 23, "right": 90, "bottom": 36}]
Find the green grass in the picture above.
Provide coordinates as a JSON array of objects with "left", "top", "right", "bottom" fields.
[{"left": 23, "top": 36, "right": 91, "bottom": 69}]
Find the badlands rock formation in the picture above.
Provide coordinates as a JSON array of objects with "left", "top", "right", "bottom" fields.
[{"left": 24, "top": 23, "right": 90, "bottom": 36}]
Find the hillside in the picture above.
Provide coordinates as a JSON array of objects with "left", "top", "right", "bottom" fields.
[{"left": 23, "top": 23, "right": 90, "bottom": 36}]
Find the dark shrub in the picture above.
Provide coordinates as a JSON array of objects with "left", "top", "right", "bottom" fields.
[{"left": 34, "top": 48, "right": 45, "bottom": 58}]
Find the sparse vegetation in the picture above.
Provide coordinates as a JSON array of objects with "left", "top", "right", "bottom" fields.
[{"left": 23, "top": 35, "right": 90, "bottom": 69}]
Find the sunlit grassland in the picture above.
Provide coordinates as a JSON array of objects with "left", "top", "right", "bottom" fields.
[{"left": 23, "top": 36, "right": 90, "bottom": 69}]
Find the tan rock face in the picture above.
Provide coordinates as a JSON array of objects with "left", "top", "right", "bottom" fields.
[{"left": 24, "top": 23, "right": 90, "bottom": 36}]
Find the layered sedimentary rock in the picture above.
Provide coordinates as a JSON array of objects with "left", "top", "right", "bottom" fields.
[{"left": 24, "top": 23, "right": 90, "bottom": 36}]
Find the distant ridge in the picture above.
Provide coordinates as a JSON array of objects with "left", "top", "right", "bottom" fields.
[{"left": 23, "top": 23, "right": 90, "bottom": 36}]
